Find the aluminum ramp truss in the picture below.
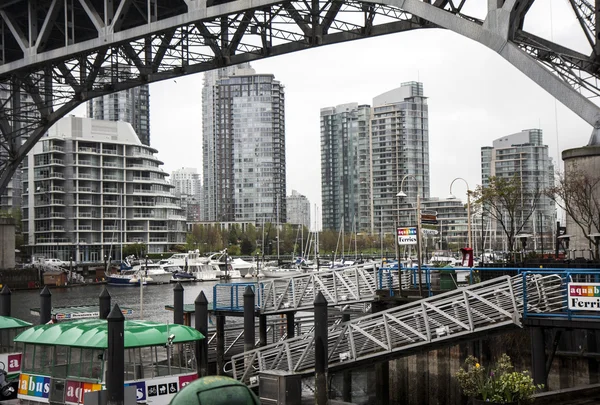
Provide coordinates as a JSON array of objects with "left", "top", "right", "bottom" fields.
[
  {"left": 230, "top": 274, "right": 565, "bottom": 387},
  {"left": 2, "top": 1, "right": 600, "bottom": 194},
  {"left": 212, "top": 265, "right": 377, "bottom": 315}
]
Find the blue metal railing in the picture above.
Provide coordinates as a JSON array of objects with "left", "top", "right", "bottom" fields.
[
  {"left": 213, "top": 282, "right": 261, "bottom": 311},
  {"left": 521, "top": 269, "right": 600, "bottom": 321}
]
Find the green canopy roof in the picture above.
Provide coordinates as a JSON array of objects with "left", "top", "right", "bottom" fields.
[
  {"left": 0, "top": 315, "right": 32, "bottom": 329},
  {"left": 14, "top": 319, "right": 204, "bottom": 349}
]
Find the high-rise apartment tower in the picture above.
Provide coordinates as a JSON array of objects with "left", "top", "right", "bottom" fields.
[{"left": 202, "top": 64, "right": 286, "bottom": 224}]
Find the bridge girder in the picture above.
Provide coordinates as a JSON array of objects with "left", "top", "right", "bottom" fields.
[{"left": 0, "top": 0, "right": 599, "bottom": 195}]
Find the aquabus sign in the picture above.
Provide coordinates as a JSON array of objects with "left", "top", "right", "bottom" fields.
[
  {"left": 568, "top": 283, "right": 600, "bottom": 310},
  {"left": 397, "top": 227, "right": 417, "bottom": 246},
  {"left": 18, "top": 374, "right": 51, "bottom": 402}
]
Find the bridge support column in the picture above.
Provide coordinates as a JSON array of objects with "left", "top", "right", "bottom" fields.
[
  {"left": 314, "top": 292, "right": 328, "bottom": 405},
  {"left": 341, "top": 313, "right": 351, "bottom": 402},
  {"left": 195, "top": 291, "right": 209, "bottom": 377},
  {"left": 244, "top": 286, "right": 256, "bottom": 353},
  {"left": 259, "top": 314, "right": 268, "bottom": 346},
  {"left": 287, "top": 311, "right": 295, "bottom": 338},
  {"left": 216, "top": 314, "right": 225, "bottom": 375},
  {"left": 531, "top": 327, "right": 547, "bottom": 387}
]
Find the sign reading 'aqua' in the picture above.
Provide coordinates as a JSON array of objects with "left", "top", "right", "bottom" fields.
[{"left": 568, "top": 282, "right": 600, "bottom": 311}]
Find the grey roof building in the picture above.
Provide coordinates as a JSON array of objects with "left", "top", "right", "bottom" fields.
[{"left": 21, "top": 116, "right": 185, "bottom": 262}]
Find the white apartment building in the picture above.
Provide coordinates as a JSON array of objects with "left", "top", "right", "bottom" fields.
[
  {"left": 21, "top": 116, "right": 185, "bottom": 262},
  {"left": 286, "top": 190, "right": 311, "bottom": 229},
  {"left": 171, "top": 167, "right": 202, "bottom": 221}
]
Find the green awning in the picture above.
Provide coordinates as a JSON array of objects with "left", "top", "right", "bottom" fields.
[
  {"left": 14, "top": 319, "right": 204, "bottom": 349},
  {"left": 0, "top": 315, "right": 32, "bottom": 329}
]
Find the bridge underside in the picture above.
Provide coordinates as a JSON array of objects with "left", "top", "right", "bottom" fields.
[{"left": 1, "top": 0, "right": 600, "bottom": 194}]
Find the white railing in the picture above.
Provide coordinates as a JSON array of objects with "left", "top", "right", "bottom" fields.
[{"left": 230, "top": 274, "right": 565, "bottom": 387}]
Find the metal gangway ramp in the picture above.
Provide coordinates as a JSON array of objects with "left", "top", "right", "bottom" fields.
[
  {"left": 229, "top": 273, "right": 565, "bottom": 387},
  {"left": 215, "top": 264, "right": 379, "bottom": 315}
]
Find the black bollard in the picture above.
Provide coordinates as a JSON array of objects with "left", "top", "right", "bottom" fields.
[
  {"left": 259, "top": 314, "right": 267, "bottom": 346},
  {"left": 195, "top": 291, "right": 209, "bottom": 377},
  {"left": 216, "top": 315, "right": 225, "bottom": 375},
  {"left": 243, "top": 286, "right": 256, "bottom": 353},
  {"left": 0, "top": 285, "right": 11, "bottom": 317},
  {"left": 107, "top": 304, "right": 125, "bottom": 405},
  {"left": 314, "top": 291, "right": 328, "bottom": 405},
  {"left": 174, "top": 282, "right": 184, "bottom": 325},
  {"left": 40, "top": 286, "right": 52, "bottom": 324},
  {"left": 286, "top": 311, "right": 295, "bottom": 339},
  {"left": 99, "top": 287, "right": 111, "bottom": 320}
]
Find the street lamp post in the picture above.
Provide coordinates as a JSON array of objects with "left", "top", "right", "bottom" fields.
[
  {"left": 448, "top": 177, "right": 472, "bottom": 249},
  {"left": 397, "top": 174, "right": 423, "bottom": 296}
]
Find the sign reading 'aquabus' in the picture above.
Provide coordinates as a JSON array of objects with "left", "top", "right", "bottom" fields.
[
  {"left": 568, "top": 283, "right": 600, "bottom": 311},
  {"left": 397, "top": 227, "right": 417, "bottom": 245}
]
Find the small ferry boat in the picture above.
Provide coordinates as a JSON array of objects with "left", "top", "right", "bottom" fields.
[
  {"left": 106, "top": 263, "right": 172, "bottom": 286},
  {"left": 15, "top": 319, "right": 204, "bottom": 405},
  {"left": 0, "top": 315, "right": 32, "bottom": 400}
]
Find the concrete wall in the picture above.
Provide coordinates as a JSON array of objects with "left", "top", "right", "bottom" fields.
[
  {"left": 0, "top": 218, "right": 15, "bottom": 269},
  {"left": 562, "top": 146, "right": 600, "bottom": 259}
]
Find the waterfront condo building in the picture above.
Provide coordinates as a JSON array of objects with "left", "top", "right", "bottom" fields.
[
  {"left": 321, "top": 82, "right": 429, "bottom": 234},
  {"left": 87, "top": 65, "right": 151, "bottom": 146},
  {"left": 320, "top": 103, "right": 371, "bottom": 233},
  {"left": 481, "top": 129, "right": 556, "bottom": 251},
  {"left": 286, "top": 190, "right": 311, "bottom": 229},
  {"left": 202, "top": 64, "right": 286, "bottom": 225},
  {"left": 171, "top": 167, "right": 202, "bottom": 221},
  {"left": 21, "top": 116, "right": 186, "bottom": 262}
]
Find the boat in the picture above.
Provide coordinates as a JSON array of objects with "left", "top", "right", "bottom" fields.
[
  {"left": 261, "top": 259, "right": 312, "bottom": 278},
  {"left": 134, "top": 263, "right": 173, "bottom": 284},
  {"left": 14, "top": 319, "right": 204, "bottom": 405},
  {"left": 163, "top": 264, "right": 196, "bottom": 283},
  {"left": 160, "top": 251, "right": 220, "bottom": 282},
  {"left": 231, "top": 258, "right": 257, "bottom": 278},
  {"left": 206, "top": 250, "right": 241, "bottom": 279}
]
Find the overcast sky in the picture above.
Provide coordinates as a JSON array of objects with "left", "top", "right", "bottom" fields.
[{"left": 75, "top": 1, "right": 592, "bottom": 229}]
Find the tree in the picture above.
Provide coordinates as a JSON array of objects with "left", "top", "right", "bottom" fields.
[
  {"left": 471, "top": 175, "right": 540, "bottom": 258},
  {"left": 547, "top": 169, "right": 600, "bottom": 260}
]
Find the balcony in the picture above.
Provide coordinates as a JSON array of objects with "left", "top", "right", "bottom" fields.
[
  {"left": 78, "top": 147, "right": 99, "bottom": 153},
  {"left": 78, "top": 225, "right": 93, "bottom": 231},
  {"left": 103, "top": 175, "right": 120, "bottom": 180},
  {"left": 103, "top": 188, "right": 118, "bottom": 193},
  {"left": 103, "top": 226, "right": 119, "bottom": 231},
  {"left": 77, "top": 173, "right": 99, "bottom": 180},
  {"left": 133, "top": 201, "right": 154, "bottom": 207},
  {"left": 133, "top": 213, "right": 153, "bottom": 218},
  {"left": 149, "top": 238, "right": 168, "bottom": 243},
  {"left": 49, "top": 145, "right": 65, "bottom": 152},
  {"left": 103, "top": 238, "right": 119, "bottom": 243},
  {"left": 103, "top": 213, "right": 119, "bottom": 218},
  {"left": 102, "top": 149, "right": 118, "bottom": 155},
  {"left": 78, "top": 200, "right": 93, "bottom": 205},
  {"left": 149, "top": 226, "right": 167, "bottom": 231},
  {"left": 39, "top": 172, "right": 64, "bottom": 179},
  {"left": 36, "top": 237, "right": 70, "bottom": 243},
  {"left": 78, "top": 187, "right": 93, "bottom": 193},
  {"left": 127, "top": 226, "right": 145, "bottom": 231},
  {"left": 104, "top": 162, "right": 122, "bottom": 168},
  {"left": 104, "top": 200, "right": 119, "bottom": 206}
]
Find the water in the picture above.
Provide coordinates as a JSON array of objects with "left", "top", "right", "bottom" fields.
[{"left": 9, "top": 280, "right": 251, "bottom": 324}]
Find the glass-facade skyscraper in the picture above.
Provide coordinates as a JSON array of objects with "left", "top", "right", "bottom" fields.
[
  {"left": 202, "top": 64, "right": 286, "bottom": 224},
  {"left": 87, "top": 65, "right": 151, "bottom": 146},
  {"left": 481, "top": 129, "right": 556, "bottom": 250},
  {"left": 320, "top": 82, "right": 429, "bottom": 234}
]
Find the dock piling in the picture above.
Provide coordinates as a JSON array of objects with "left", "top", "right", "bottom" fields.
[
  {"left": 195, "top": 291, "right": 209, "bottom": 377},
  {"left": 40, "top": 285, "right": 51, "bottom": 324},
  {"left": 174, "top": 282, "right": 184, "bottom": 325},
  {"left": 216, "top": 315, "right": 225, "bottom": 375},
  {"left": 0, "top": 285, "right": 10, "bottom": 317},
  {"left": 244, "top": 286, "right": 256, "bottom": 353},
  {"left": 107, "top": 304, "right": 125, "bottom": 405},
  {"left": 341, "top": 313, "right": 351, "bottom": 402},
  {"left": 286, "top": 311, "right": 295, "bottom": 338},
  {"left": 314, "top": 291, "right": 328, "bottom": 405},
  {"left": 99, "top": 287, "right": 111, "bottom": 320},
  {"left": 259, "top": 314, "right": 267, "bottom": 346}
]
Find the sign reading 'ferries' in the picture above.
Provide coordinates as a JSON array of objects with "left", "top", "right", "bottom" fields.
[
  {"left": 397, "top": 227, "right": 417, "bottom": 245},
  {"left": 568, "top": 283, "right": 600, "bottom": 310}
]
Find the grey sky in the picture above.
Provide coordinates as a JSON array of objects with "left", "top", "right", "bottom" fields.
[{"left": 73, "top": 0, "right": 590, "bottom": 229}]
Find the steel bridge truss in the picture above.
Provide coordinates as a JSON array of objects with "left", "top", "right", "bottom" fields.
[
  {"left": 1, "top": 0, "right": 600, "bottom": 192},
  {"left": 229, "top": 273, "right": 565, "bottom": 387}
]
